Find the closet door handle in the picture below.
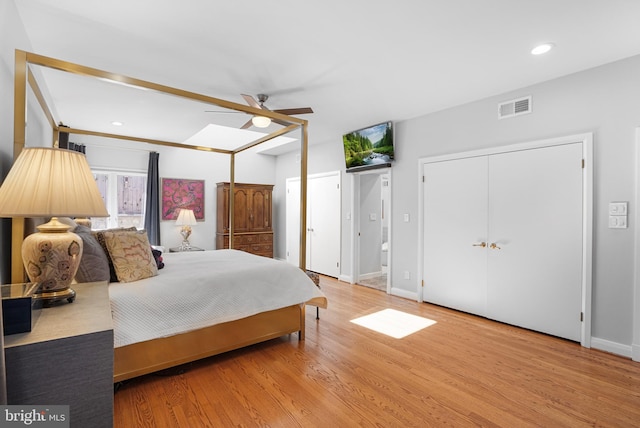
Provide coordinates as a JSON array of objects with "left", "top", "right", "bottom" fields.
[
  {"left": 490, "top": 243, "right": 501, "bottom": 250},
  {"left": 472, "top": 242, "right": 487, "bottom": 248}
]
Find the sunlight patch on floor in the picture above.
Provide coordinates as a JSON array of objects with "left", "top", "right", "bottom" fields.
[{"left": 350, "top": 308, "right": 437, "bottom": 338}]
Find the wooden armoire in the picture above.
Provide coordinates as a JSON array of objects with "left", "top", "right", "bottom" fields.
[{"left": 215, "top": 182, "right": 273, "bottom": 258}]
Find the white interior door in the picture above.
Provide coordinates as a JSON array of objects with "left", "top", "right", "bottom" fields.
[
  {"left": 487, "top": 143, "right": 583, "bottom": 341},
  {"left": 308, "top": 173, "right": 341, "bottom": 277},
  {"left": 423, "top": 156, "right": 489, "bottom": 316},
  {"left": 286, "top": 173, "right": 341, "bottom": 276}
]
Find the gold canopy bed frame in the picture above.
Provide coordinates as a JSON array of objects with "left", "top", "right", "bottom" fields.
[{"left": 12, "top": 50, "right": 324, "bottom": 382}]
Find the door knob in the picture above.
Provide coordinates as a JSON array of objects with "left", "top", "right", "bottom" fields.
[
  {"left": 490, "top": 243, "right": 501, "bottom": 250},
  {"left": 472, "top": 242, "right": 487, "bottom": 248}
]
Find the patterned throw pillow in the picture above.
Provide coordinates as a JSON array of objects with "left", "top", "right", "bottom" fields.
[
  {"left": 102, "top": 230, "right": 158, "bottom": 283},
  {"left": 93, "top": 227, "right": 137, "bottom": 282}
]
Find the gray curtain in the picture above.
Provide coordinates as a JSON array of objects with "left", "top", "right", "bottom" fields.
[{"left": 144, "top": 152, "right": 161, "bottom": 245}]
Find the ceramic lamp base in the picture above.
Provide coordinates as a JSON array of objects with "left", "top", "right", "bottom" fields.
[{"left": 21, "top": 217, "right": 83, "bottom": 304}]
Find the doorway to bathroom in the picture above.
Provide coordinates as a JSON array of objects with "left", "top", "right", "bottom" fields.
[{"left": 354, "top": 169, "right": 391, "bottom": 292}]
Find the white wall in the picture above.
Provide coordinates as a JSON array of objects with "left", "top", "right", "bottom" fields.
[
  {"left": 79, "top": 135, "right": 276, "bottom": 250},
  {"left": 299, "top": 54, "right": 640, "bottom": 354}
]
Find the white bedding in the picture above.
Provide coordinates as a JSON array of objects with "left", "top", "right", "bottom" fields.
[{"left": 109, "top": 249, "right": 325, "bottom": 348}]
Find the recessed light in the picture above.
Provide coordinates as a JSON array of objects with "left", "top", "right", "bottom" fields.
[
  {"left": 111, "top": 121, "right": 123, "bottom": 126},
  {"left": 531, "top": 43, "right": 555, "bottom": 55}
]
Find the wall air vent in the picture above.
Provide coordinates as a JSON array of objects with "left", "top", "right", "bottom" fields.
[{"left": 498, "top": 95, "right": 532, "bottom": 119}]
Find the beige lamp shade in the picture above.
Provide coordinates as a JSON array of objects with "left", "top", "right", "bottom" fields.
[
  {"left": 0, "top": 147, "right": 109, "bottom": 305},
  {"left": 0, "top": 147, "right": 109, "bottom": 218},
  {"left": 175, "top": 208, "right": 197, "bottom": 226}
]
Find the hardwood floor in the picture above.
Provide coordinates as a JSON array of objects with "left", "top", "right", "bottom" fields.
[{"left": 114, "top": 276, "right": 640, "bottom": 427}]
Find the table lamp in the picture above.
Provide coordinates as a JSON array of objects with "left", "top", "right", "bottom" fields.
[
  {"left": 175, "top": 208, "right": 197, "bottom": 250},
  {"left": 0, "top": 147, "right": 109, "bottom": 305}
]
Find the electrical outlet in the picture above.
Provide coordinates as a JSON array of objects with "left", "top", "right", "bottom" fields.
[
  {"left": 403, "top": 271, "right": 410, "bottom": 280},
  {"left": 609, "top": 216, "right": 627, "bottom": 229}
]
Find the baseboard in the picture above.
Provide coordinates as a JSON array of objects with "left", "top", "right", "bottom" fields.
[
  {"left": 591, "top": 337, "right": 633, "bottom": 359},
  {"left": 632, "top": 343, "right": 640, "bottom": 362},
  {"left": 338, "top": 274, "right": 353, "bottom": 283},
  {"left": 359, "top": 271, "right": 384, "bottom": 281},
  {"left": 390, "top": 286, "right": 418, "bottom": 301}
]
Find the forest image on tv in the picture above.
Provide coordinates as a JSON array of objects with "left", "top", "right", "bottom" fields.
[{"left": 343, "top": 122, "right": 394, "bottom": 169}]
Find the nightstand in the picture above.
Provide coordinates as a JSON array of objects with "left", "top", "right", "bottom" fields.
[
  {"left": 169, "top": 246, "right": 204, "bottom": 252},
  {"left": 4, "top": 281, "right": 113, "bottom": 428}
]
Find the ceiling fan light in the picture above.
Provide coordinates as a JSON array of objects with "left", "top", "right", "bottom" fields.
[{"left": 252, "top": 116, "right": 271, "bottom": 128}]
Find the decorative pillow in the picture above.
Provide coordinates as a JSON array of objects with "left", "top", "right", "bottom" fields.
[
  {"left": 93, "top": 227, "right": 137, "bottom": 282},
  {"left": 74, "top": 225, "right": 110, "bottom": 283},
  {"left": 151, "top": 248, "right": 164, "bottom": 269},
  {"left": 102, "top": 230, "right": 158, "bottom": 283}
]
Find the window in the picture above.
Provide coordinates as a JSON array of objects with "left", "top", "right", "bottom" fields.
[{"left": 91, "top": 171, "right": 147, "bottom": 230}]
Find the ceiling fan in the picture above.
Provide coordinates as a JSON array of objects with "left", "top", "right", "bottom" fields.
[{"left": 226, "top": 93, "right": 314, "bottom": 129}]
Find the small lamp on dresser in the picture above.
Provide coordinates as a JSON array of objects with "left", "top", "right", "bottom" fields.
[{"left": 0, "top": 147, "right": 109, "bottom": 305}]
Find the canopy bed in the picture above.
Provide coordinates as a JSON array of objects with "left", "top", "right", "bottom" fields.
[{"left": 11, "top": 50, "right": 326, "bottom": 382}]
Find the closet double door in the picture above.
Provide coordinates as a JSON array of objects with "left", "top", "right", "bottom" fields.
[{"left": 423, "top": 143, "right": 584, "bottom": 341}]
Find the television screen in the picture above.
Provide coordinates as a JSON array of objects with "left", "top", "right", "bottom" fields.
[{"left": 342, "top": 121, "right": 394, "bottom": 172}]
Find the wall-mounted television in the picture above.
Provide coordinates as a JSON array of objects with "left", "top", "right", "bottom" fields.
[{"left": 342, "top": 121, "right": 394, "bottom": 173}]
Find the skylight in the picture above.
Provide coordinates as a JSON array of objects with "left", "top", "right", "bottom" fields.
[{"left": 182, "top": 123, "right": 297, "bottom": 152}]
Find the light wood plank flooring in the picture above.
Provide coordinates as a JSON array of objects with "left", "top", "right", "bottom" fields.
[{"left": 114, "top": 276, "right": 640, "bottom": 427}]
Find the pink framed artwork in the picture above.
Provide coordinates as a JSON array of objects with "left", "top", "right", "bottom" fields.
[{"left": 161, "top": 178, "right": 205, "bottom": 220}]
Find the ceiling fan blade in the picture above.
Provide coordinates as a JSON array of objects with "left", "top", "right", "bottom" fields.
[
  {"left": 240, "top": 118, "right": 254, "bottom": 129},
  {"left": 273, "top": 107, "right": 314, "bottom": 115},
  {"left": 241, "top": 94, "right": 262, "bottom": 109}
]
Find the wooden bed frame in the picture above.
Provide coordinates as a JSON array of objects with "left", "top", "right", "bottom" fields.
[
  {"left": 114, "top": 295, "right": 327, "bottom": 383},
  {"left": 12, "top": 50, "right": 322, "bottom": 382}
]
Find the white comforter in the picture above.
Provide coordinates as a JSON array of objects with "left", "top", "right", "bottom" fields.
[{"left": 109, "top": 249, "right": 325, "bottom": 348}]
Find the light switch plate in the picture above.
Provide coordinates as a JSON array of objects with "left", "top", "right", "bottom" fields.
[{"left": 609, "top": 202, "right": 628, "bottom": 215}]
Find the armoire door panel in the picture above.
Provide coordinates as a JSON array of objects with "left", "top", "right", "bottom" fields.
[
  {"left": 233, "top": 189, "right": 250, "bottom": 231},
  {"left": 487, "top": 143, "right": 583, "bottom": 341},
  {"left": 423, "top": 156, "right": 489, "bottom": 316},
  {"left": 250, "top": 189, "right": 269, "bottom": 231}
]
